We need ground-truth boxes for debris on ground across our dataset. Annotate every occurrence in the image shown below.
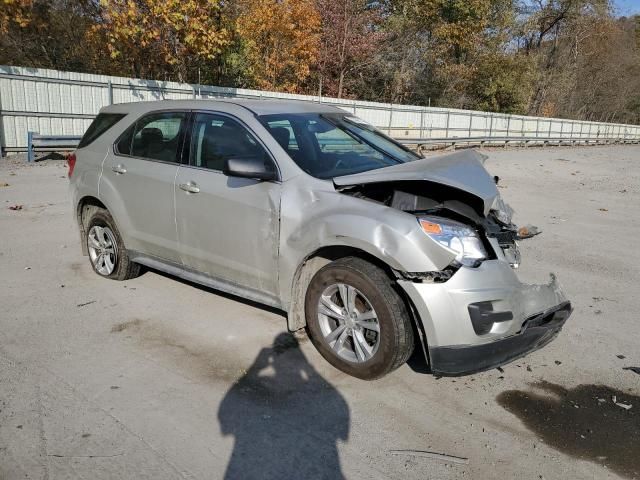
[617,354,626,359]
[555,360,562,365]
[0,182,9,187]
[517,225,541,239]
[612,395,633,410]
[389,450,469,465]
[598,208,608,212]
[623,367,640,376]
[77,300,96,307]
[496,366,505,373]
[8,204,23,211]
[24,267,31,270]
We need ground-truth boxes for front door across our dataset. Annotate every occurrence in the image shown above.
[174,112,281,299]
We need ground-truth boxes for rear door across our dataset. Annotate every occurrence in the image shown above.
[101,111,187,262]
[174,111,281,299]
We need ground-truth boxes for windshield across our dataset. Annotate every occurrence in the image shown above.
[258,113,420,179]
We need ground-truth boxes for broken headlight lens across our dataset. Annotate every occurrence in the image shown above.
[418,216,487,267]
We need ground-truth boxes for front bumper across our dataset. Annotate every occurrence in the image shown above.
[429,301,571,375]
[398,260,572,376]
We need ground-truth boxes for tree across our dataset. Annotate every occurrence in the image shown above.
[236,0,321,92]
[314,0,385,98]
[92,0,231,82]
[516,0,613,116]
[0,0,100,71]
[1,0,32,33]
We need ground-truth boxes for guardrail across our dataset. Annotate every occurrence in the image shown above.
[23,131,640,163]
[398,135,640,151]
[26,131,81,162]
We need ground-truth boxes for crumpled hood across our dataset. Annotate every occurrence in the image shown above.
[333,149,499,215]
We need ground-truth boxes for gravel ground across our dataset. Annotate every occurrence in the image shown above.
[0,146,638,480]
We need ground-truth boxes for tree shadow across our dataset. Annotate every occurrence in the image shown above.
[218,332,349,480]
[497,381,640,479]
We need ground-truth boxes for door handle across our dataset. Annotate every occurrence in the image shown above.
[179,181,200,194]
[112,164,127,174]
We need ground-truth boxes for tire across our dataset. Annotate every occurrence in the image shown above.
[305,257,414,380]
[84,208,140,281]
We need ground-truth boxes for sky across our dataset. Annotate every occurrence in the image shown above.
[615,0,640,15]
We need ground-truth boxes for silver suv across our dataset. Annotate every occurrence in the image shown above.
[69,99,572,379]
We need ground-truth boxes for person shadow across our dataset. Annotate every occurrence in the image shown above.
[218,332,350,480]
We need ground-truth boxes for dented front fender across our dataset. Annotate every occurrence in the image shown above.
[277,176,457,309]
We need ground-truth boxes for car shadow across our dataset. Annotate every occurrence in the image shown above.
[497,381,640,479]
[217,332,349,479]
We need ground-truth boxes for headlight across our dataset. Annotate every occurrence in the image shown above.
[418,216,487,267]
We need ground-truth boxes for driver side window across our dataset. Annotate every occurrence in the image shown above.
[190,113,270,171]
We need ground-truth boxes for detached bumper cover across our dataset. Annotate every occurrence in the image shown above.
[429,301,572,376]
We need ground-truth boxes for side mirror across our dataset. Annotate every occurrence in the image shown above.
[223,157,278,182]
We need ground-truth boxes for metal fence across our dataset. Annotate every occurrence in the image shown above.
[2,64,639,155]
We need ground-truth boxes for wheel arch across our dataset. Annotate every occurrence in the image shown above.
[287,245,430,367]
[76,196,108,255]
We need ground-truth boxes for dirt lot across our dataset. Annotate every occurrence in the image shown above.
[1,145,639,480]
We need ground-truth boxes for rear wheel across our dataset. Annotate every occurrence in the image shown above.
[305,257,414,380]
[85,208,140,281]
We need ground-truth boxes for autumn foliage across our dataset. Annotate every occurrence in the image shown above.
[1,0,639,123]
[237,0,320,92]
[92,0,231,82]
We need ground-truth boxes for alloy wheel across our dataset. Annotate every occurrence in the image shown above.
[87,225,117,276]
[317,283,380,363]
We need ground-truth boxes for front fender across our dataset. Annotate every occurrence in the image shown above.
[277,179,457,311]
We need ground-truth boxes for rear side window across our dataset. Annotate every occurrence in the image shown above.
[78,113,125,148]
[115,112,187,163]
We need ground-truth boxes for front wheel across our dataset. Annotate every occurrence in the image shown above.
[304,257,414,380]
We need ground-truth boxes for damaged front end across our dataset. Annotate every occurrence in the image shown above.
[334,150,572,375]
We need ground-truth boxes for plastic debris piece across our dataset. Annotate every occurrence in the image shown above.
[8,204,23,210]
[77,300,96,307]
[517,225,541,239]
[389,450,469,465]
